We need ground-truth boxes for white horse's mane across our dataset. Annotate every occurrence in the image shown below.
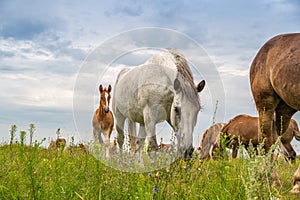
[167,48,201,109]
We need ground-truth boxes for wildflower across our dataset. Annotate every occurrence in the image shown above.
[175,132,180,136]
[148,173,152,177]
[155,172,159,177]
[153,185,159,193]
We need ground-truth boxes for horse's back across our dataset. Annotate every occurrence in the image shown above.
[113,53,178,123]
[222,114,259,143]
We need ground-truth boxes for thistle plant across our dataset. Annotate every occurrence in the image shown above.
[28,124,36,146]
[9,124,17,146]
[20,131,26,146]
[241,138,280,200]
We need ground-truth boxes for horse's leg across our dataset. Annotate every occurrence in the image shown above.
[115,114,125,155]
[128,120,136,156]
[275,101,297,136]
[136,124,146,163]
[104,127,113,158]
[148,134,158,164]
[227,138,238,158]
[282,142,296,162]
[208,144,214,159]
[291,165,300,194]
[232,146,238,158]
[93,127,103,144]
[143,106,158,163]
[257,107,276,152]
[251,80,279,151]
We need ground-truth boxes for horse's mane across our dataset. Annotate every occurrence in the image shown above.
[167,48,200,109]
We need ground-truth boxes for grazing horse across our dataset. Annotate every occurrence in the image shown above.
[250,33,300,151]
[112,48,205,162]
[218,114,300,161]
[77,143,88,153]
[249,33,300,192]
[198,123,226,160]
[92,84,114,158]
[48,138,67,149]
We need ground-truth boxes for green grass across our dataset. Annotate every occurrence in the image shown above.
[0,126,299,199]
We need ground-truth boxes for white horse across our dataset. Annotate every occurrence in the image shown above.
[112,49,205,162]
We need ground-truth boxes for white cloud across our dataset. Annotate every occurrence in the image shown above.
[0,0,300,147]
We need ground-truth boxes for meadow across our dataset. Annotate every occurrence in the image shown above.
[0,125,299,200]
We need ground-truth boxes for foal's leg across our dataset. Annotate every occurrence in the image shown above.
[105,128,113,158]
[93,128,103,144]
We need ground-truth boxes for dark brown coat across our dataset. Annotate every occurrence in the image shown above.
[219,114,300,160]
[250,33,300,151]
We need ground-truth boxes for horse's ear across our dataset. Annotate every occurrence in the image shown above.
[108,85,112,93]
[197,80,205,93]
[99,84,103,93]
[174,78,182,93]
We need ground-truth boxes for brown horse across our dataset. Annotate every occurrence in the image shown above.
[198,123,226,160]
[92,84,114,158]
[249,33,300,192]
[48,138,67,149]
[218,114,300,160]
[158,138,174,152]
[250,33,300,151]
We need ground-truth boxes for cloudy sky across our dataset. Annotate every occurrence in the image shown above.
[0,0,300,149]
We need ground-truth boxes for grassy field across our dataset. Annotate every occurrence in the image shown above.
[0,126,300,199]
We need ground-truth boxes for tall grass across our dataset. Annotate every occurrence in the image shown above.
[0,124,299,199]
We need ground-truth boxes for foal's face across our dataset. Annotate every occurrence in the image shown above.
[99,84,112,113]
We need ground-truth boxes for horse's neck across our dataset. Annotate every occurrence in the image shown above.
[97,108,106,119]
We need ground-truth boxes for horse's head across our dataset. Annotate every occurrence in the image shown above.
[99,84,112,114]
[172,78,205,159]
[290,119,300,141]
